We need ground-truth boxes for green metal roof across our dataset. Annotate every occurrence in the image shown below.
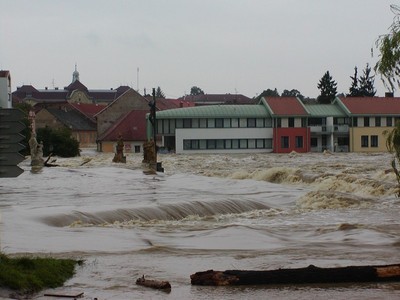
[305,104,347,117]
[155,104,270,119]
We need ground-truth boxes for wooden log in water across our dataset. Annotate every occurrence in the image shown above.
[190,264,400,286]
[136,275,171,290]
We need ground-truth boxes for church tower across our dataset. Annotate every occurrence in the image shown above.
[72,64,80,82]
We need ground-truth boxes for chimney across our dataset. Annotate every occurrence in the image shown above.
[385,92,394,97]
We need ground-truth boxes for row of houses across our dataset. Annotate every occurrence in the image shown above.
[151,96,400,154]
[5,68,400,155]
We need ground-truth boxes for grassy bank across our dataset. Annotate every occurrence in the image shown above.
[0,253,82,295]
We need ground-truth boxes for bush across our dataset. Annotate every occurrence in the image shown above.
[37,127,80,157]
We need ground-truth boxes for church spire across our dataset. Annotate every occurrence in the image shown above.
[72,63,80,83]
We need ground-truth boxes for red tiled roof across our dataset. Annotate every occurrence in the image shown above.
[155,98,195,110]
[70,102,107,120]
[64,80,88,92]
[265,97,308,116]
[339,97,400,115]
[99,110,148,141]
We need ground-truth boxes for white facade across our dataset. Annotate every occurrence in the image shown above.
[175,127,274,154]
[0,71,11,108]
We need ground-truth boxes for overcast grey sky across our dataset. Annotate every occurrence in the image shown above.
[0,1,397,98]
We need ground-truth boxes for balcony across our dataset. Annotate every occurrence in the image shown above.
[309,125,349,134]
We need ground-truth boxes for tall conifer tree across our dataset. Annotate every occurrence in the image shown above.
[317,71,337,104]
[348,67,361,97]
[359,64,376,97]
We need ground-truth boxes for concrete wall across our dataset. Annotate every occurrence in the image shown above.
[175,128,273,154]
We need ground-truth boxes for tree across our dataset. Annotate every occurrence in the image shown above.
[317,71,337,104]
[255,88,279,101]
[155,86,165,98]
[375,5,400,91]
[281,89,304,101]
[36,127,80,157]
[384,121,400,196]
[190,86,205,96]
[348,66,361,97]
[358,64,376,97]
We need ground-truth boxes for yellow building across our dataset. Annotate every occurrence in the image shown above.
[335,97,400,152]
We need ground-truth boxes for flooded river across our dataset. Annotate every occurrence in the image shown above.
[1,150,400,299]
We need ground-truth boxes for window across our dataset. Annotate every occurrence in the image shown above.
[199,140,207,149]
[239,139,247,149]
[135,146,140,153]
[248,139,256,149]
[387,117,393,127]
[361,135,369,147]
[301,118,307,128]
[375,117,381,127]
[265,139,273,149]
[223,118,231,128]
[183,140,191,150]
[295,136,303,148]
[281,136,289,148]
[256,139,264,148]
[208,119,215,128]
[191,140,199,149]
[157,120,163,134]
[277,118,282,128]
[183,119,191,128]
[256,118,264,128]
[265,119,272,127]
[231,118,239,128]
[215,118,223,128]
[364,117,370,127]
[163,119,169,133]
[232,139,239,149]
[216,140,224,149]
[311,138,318,147]
[199,118,207,128]
[192,118,199,128]
[288,118,295,128]
[207,140,216,149]
[170,120,176,133]
[353,118,358,127]
[371,135,378,147]
[247,118,256,128]
[225,140,232,149]
[239,118,247,128]
[176,119,183,128]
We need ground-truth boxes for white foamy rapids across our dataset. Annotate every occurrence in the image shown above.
[41,199,273,228]
[28,150,399,206]
[296,190,376,210]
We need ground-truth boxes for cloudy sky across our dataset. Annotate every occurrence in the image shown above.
[0,1,397,98]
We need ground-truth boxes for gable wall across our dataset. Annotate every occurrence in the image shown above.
[35,109,65,130]
[97,89,149,136]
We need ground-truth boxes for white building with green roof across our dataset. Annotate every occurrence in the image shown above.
[147,97,361,154]
[152,102,274,154]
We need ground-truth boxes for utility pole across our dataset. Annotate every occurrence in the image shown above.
[151,88,157,161]
[147,88,163,172]
[137,68,139,92]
